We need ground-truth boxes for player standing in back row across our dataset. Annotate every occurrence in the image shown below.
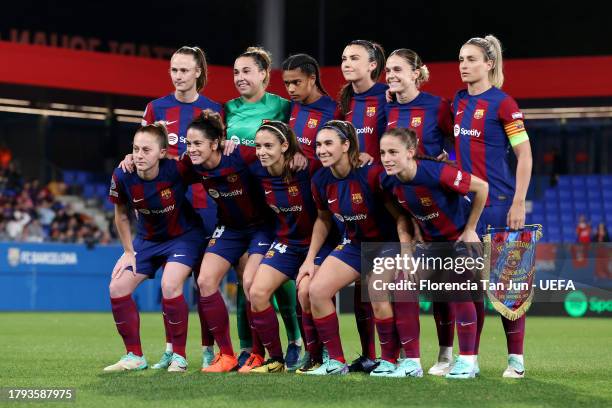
[453,34,533,378]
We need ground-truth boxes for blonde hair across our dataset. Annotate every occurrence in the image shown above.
[136,121,168,150]
[464,34,504,88]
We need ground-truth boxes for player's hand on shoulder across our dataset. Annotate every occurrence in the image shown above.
[119,154,135,173]
[290,153,308,171]
[358,152,374,167]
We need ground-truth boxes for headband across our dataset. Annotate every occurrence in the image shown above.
[259,124,287,142]
[320,124,349,140]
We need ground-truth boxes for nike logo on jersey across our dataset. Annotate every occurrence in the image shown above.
[289,117,296,121]
[327,199,337,204]
[265,190,273,194]
[398,199,406,204]
[387,121,397,126]
[133,198,144,203]
[165,120,178,126]
[456,110,464,116]
[345,110,353,116]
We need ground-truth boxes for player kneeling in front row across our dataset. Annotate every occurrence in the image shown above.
[104,123,206,372]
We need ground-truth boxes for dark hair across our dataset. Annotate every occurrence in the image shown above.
[186,109,225,150]
[318,120,360,169]
[257,121,304,183]
[339,40,386,115]
[173,46,208,92]
[388,49,430,87]
[239,46,272,87]
[282,53,328,95]
[136,121,169,150]
[381,127,443,163]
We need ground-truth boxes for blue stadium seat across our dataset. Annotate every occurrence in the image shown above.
[570,175,585,187]
[83,184,96,199]
[585,175,600,188]
[601,176,612,187]
[562,229,576,242]
[602,189,612,200]
[557,177,571,187]
[95,183,108,198]
[558,190,571,200]
[544,188,558,200]
[560,213,574,225]
[545,200,558,212]
[590,213,604,224]
[75,171,92,185]
[574,201,587,212]
[559,201,573,213]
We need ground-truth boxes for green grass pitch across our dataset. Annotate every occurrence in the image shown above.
[1,313,611,407]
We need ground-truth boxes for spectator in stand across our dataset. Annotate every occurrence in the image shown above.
[22,219,45,242]
[576,215,592,243]
[594,223,609,243]
[7,210,31,240]
[0,142,12,169]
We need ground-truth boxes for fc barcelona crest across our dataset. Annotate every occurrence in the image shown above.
[420,197,433,207]
[307,118,318,129]
[366,106,376,117]
[411,117,422,127]
[474,109,485,119]
[161,189,172,199]
[227,174,238,183]
[352,193,363,204]
[288,185,299,196]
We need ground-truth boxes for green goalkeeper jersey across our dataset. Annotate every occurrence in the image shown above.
[224,92,290,147]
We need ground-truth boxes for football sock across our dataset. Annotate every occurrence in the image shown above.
[374,317,399,363]
[162,295,189,358]
[236,284,252,349]
[394,301,420,358]
[252,305,284,360]
[274,280,302,343]
[199,291,234,356]
[111,294,142,356]
[455,301,477,355]
[433,301,455,347]
[314,312,345,363]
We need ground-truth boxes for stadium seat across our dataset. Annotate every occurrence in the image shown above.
[601,176,612,187]
[557,177,571,188]
[63,170,77,185]
[559,201,573,213]
[574,201,587,212]
[75,171,92,185]
[570,175,585,187]
[95,183,108,198]
[544,188,558,200]
[560,213,574,224]
[585,175,600,188]
[558,190,571,200]
[83,184,96,199]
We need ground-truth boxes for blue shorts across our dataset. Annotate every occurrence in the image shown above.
[205,224,274,266]
[328,239,398,274]
[260,241,334,279]
[477,204,511,236]
[196,207,216,240]
[132,228,207,278]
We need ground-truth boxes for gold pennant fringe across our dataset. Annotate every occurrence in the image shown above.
[483,224,542,320]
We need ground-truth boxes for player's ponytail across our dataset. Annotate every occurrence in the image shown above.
[136,121,169,151]
[320,120,360,169]
[389,49,430,87]
[187,109,225,150]
[240,46,273,88]
[339,40,386,115]
[173,46,208,92]
[465,34,504,88]
[282,53,328,95]
[258,121,304,183]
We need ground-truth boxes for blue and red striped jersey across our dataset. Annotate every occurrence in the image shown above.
[108,159,202,241]
[250,161,318,246]
[142,93,224,209]
[339,83,388,163]
[385,92,452,157]
[289,95,337,163]
[190,146,267,229]
[311,164,396,243]
[452,87,529,205]
[380,159,472,242]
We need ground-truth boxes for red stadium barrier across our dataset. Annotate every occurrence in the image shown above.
[1,40,611,102]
